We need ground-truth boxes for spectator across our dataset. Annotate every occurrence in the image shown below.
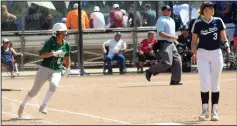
[39,9,53,30]
[217,2,232,23]
[137,31,158,73]
[1,5,18,31]
[61,17,67,24]
[25,5,41,30]
[89,6,105,28]
[120,9,128,27]
[128,4,142,27]
[232,2,237,23]
[1,5,17,22]
[233,23,237,53]
[66,3,90,29]
[1,39,23,78]
[143,4,156,26]
[107,4,123,28]
[102,32,127,74]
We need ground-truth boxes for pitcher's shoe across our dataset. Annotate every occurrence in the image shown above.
[199,109,209,121]
[211,111,219,121]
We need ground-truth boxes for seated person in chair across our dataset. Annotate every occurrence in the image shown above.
[1,39,23,77]
[137,31,158,73]
[102,32,127,74]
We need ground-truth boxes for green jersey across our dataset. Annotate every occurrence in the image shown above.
[39,37,71,71]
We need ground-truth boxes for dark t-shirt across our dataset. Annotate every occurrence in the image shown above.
[143,10,156,26]
[192,17,226,50]
[128,11,142,27]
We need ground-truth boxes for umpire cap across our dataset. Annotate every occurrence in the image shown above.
[200,2,215,15]
[161,5,171,11]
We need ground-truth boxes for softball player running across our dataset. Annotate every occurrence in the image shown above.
[191,2,235,121]
[17,23,71,118]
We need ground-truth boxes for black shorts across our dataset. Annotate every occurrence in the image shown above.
[138,53,156,62]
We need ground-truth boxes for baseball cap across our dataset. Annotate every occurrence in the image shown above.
[61,17,67,23]
[73,3,78,9]
[94,6,100,12]
[3,39,10,43]
[113,4,119,8]
[180,25,189,30]
[114,32,121,36]
[200,2,215,14]
[145,4,151,9]
[161,5,171,11]
[120,9,126,15]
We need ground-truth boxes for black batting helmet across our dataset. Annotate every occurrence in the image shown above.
[200,2,215,15]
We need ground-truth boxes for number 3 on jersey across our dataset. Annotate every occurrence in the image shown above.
[213,33,217,40]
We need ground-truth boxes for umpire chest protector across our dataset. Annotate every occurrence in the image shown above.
[192,17,225,50]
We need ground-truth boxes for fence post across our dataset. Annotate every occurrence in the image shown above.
[132,1,138,66]
[20,15,26,71]
[77,1,86,76]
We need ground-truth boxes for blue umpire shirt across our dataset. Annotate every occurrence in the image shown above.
[156,16,176,43]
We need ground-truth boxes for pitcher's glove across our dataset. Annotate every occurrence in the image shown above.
[225,52,236,65]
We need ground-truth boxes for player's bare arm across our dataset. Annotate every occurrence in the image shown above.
[64,56,71,69]
[10,47,23,56]
[191,33,198,55]
[220,29,231,53]
[102,42,107,53]
[39,52,53,59]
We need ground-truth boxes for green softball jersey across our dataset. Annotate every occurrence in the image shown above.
[39,37,71,71]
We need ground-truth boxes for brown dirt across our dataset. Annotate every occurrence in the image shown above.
[2,71,236,125]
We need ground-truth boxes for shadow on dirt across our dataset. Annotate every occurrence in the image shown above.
[2,118,41,122]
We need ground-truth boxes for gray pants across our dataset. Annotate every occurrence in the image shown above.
[149,41,182,82]
[28,66,62,97]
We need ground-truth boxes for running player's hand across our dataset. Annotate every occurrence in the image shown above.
[52,50,64,57]
[63,68,70,77]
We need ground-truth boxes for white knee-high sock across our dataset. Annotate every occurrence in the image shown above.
[21,93,32,106]
[41,90,55,106]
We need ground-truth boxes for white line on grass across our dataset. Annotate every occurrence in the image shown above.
[2,97,131,125]
[2,111,57,125]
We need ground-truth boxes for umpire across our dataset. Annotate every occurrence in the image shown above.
[145,5,182,85]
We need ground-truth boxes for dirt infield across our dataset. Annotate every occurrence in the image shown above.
[2,71,236,125]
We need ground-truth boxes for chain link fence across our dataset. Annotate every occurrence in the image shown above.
[1,1,236,74]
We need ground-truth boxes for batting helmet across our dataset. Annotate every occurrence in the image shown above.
[52,23,67,37]
[200,2,215,15]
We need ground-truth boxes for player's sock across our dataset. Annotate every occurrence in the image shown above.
[201,91,209,106]
[211,92,219,111]
[21,93,32,106]
[41,90,55,106]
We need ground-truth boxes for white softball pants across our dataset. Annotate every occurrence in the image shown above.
[28,66,62,97]
[197,48,223,93]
